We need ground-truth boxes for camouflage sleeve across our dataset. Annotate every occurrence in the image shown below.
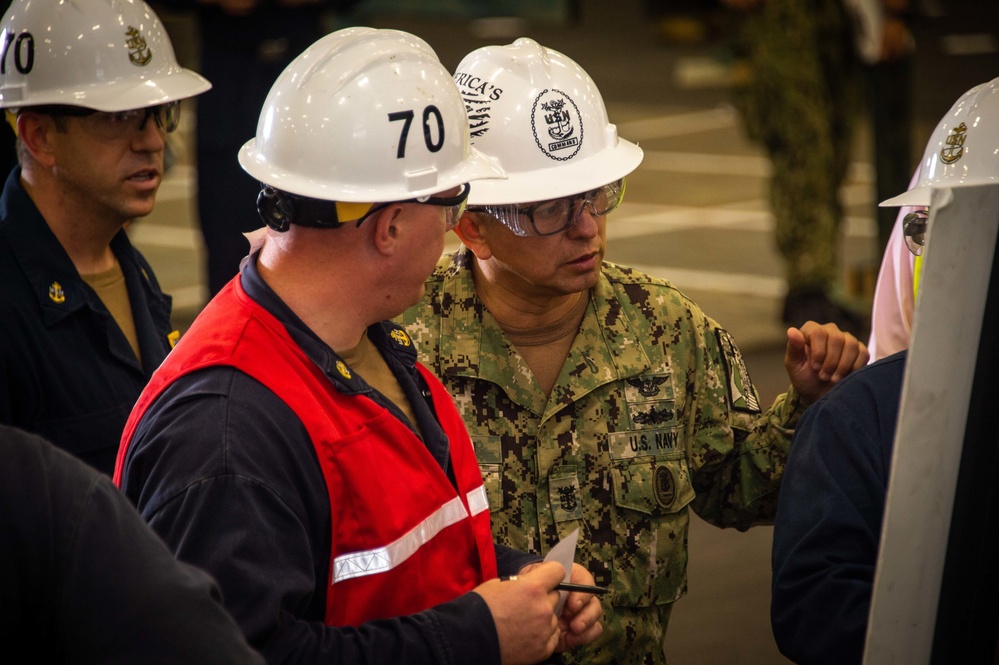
[686,310,806,531]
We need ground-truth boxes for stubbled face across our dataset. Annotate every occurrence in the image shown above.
[476,206,606,301]
[47,109,168,226]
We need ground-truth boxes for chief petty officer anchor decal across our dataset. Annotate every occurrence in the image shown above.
[533,89,583,161]
[455,62,585,162]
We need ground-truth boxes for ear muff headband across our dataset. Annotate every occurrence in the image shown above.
[256,185,374,232]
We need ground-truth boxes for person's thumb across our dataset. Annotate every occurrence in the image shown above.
[524,561,567,591]
[784,327,808,368]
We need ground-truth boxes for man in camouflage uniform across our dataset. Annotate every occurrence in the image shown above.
[399,38,868,664]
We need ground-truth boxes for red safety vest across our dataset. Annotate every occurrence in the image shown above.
[116,277,498,626]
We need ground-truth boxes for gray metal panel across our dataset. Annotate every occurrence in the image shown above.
[864,183,999,663]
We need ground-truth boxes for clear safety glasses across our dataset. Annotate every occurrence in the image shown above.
[32,101,182,139]
[903,208,929,256]
[469,179,626,237]
[355,182,471,231]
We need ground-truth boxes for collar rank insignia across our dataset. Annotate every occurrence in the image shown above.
[389,329,411,347]
[335,360,352,380]
[48,281,65,304]
[125,27,152,66]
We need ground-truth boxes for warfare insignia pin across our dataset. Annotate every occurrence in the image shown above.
[125,27,152,66]
[626,375,669,398]
[631,406,676,426]
[531,89,583,161]
[389,329,411,347]
[940,122,967,164]
[335,360,352,380]
[48,281,65,304]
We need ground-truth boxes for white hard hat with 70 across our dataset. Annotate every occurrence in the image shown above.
[239,27,504,205]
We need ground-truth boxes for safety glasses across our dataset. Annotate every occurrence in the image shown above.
[468,179,626,237]
[31,101,182,139]
[355,182,471,230]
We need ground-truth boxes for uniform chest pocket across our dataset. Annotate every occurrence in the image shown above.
[606,455,697,608]
[36,403,132,472]
[610,456,696,516]
[606,427,694,515]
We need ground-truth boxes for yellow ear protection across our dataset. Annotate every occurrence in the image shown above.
[256,185,374,233]
[5,110,18,137]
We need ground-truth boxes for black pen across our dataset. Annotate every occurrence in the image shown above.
[556,582,609,595]
[501,576,609,595]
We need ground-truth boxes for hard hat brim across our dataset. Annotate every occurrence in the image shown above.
[879,186,931,208]
[1,69,211,112]
[239,141,506,203]
[467,138,644,206]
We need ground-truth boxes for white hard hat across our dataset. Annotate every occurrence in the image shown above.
[453,37,643,206]
[881,76,999,207]
[239,27,504,203]
[0,0,210,111]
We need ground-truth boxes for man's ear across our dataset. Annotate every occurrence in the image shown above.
[453,211,493,261]
[369,203,404,256]
[16,112,58,168]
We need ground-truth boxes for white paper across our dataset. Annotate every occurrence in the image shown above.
[544,528,578,615]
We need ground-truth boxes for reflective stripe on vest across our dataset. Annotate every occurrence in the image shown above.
[334,486,491,583]
[335,495,467,582]
[466,485,489,517]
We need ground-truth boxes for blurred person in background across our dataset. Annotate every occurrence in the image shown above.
[722,0,916,335]
[170,0,360,296]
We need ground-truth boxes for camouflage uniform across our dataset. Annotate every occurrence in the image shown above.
[399,248,805,664]
[731,0,863,290]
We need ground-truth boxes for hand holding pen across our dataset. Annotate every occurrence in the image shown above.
[501,576,609,596]
[510,561,605,653]
[472,561,604,663]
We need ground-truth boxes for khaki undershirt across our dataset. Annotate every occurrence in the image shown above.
[82,261,140,366]
[498,293,589,396]
[340,332,423,439]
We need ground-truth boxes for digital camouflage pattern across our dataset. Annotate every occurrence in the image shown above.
[398,248,805,664]
[731,0,863,290]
